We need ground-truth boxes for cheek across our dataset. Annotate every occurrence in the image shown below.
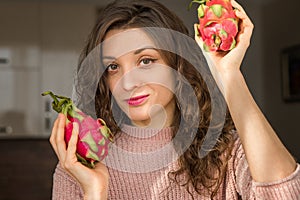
[153,85,175,102]
[107,77,125,107]
[108,81,115,93]
[145,68,176,92]
[107,76,119,95]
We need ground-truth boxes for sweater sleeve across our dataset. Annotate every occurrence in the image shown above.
[233,139,300,200]
[52,163,84,200]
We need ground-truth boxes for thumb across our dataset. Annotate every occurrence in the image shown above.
[193,23,212,61]
[194,24,203,47]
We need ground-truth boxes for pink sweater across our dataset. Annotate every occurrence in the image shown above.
[52,125,300,199]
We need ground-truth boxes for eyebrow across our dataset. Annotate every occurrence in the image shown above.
[133,46,158,54]
[102,46,158,60]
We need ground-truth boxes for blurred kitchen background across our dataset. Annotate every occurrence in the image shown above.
[0,0,299,199]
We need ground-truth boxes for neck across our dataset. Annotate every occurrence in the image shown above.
[131,99,176,128]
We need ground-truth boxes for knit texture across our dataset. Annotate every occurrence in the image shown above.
[52,125,300,199]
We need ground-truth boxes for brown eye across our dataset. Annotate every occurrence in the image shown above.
[107,63,119,72]
[139,58,156,67]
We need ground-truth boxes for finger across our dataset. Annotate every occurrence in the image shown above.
[231,0,253,26]
[49,115,60,156]
[194,24,201,42]
[65,122,79,167]
[55,113,67,162]
[231,0,245,13]
[194,24,206,52]
[235,9,253,27]
[94,161,109,178]
[235,14,253,49]
[194,24,199,36]
[230,3,254,50]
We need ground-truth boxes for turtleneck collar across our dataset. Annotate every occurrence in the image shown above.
[119,124,174,141]
[104,124,179,173]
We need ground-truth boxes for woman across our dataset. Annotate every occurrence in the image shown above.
[50,0,300,199]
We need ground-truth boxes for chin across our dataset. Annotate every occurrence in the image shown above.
[127,113,150,123]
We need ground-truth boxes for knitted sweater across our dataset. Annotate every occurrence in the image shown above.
[52,125,300,199]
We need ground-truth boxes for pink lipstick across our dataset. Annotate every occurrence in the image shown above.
[126,94,149,106]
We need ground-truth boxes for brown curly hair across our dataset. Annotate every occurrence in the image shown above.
[76,0,235,198]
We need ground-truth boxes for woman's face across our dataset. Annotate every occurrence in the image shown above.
[102,28,176,128]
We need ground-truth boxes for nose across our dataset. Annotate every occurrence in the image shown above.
[120,67,143,91]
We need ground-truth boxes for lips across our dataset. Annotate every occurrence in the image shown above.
[126,94,149,106]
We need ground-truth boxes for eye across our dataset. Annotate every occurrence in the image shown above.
[107,63,119,72]
[139,58,157,67]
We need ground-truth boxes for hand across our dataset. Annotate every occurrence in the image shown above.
[50,113,109,200]
[194,0,254,76]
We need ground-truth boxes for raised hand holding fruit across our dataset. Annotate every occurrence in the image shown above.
[42,91,113,168]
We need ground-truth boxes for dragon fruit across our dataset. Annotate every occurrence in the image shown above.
[42,91,113,168]
[190,0,239,52]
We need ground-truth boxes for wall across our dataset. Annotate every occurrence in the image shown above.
[0,2,97,199]
[238,1,265,108]
[262,0,300,160]
[0,1,97,137]
[0,2,43,137]
[160,0,197,35]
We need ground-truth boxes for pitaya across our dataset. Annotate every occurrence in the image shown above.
[42,91,113,168]
[190,0,239,52]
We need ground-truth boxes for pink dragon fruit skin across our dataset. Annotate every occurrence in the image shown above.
[42,91,113,168]
[191,0,239,52]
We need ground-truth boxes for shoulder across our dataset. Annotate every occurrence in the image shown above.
[228,131,248,175]
[225,131,253,197]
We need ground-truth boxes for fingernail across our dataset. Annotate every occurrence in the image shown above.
[58,113,64,119]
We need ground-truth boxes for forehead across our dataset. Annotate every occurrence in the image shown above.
[101,28,157,58]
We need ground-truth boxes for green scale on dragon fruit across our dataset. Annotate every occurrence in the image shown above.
[42,91,113,168]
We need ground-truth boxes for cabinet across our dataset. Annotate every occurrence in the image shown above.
[0,1,97,138]
[0,139,58,199]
